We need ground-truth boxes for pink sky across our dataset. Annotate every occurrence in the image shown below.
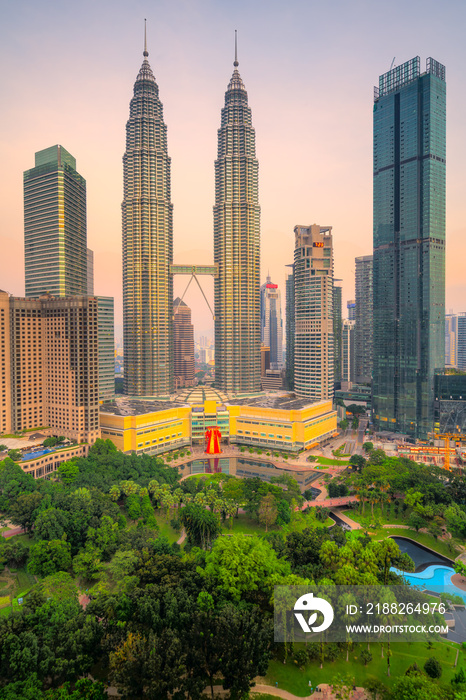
[1,0,465,339]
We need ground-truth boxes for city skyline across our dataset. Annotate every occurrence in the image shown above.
[2,1,466,340]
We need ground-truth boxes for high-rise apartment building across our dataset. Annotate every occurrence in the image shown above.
[260,276,283,369]
[333,283,342,385]
[122,40,173,396]
[294,225,334,401]
[214,46,261,393]
[347,300,356,321]
[285,270,295,390]
[355,255,373,384]
[0,291,99,444]
[372,57,446,439]
[97,297,115,402]
[24,145,87,298]
[445,314,457,368]
[173,298,195,389]
[457,315,466,371]
[342,319,356,387]
[87,248,94,295]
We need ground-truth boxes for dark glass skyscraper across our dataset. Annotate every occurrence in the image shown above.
[214,45,261,393]
[122,39,173,396]
[372,57,446,439]
[355,255,373,384]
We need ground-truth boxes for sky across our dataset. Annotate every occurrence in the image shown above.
[1,0,466,340]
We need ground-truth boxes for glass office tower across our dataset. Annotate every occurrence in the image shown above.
[122,42,173,396]
[372,57,446,439]
[214,49,261,393]
[24,145,87,298]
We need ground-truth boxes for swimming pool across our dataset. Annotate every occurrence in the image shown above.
[21,448,53,460]
[391,564,466,602]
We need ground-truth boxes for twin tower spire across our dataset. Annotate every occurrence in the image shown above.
[122,27,260,398]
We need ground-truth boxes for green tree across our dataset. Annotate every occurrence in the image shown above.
[0,539,29,567]
[38,571,78,602]
[8,491,42,533]
[57,460,79,485]
[217,604,272,699]
[363,441,374,453]
[7,449,22,461]
[203,534,290,602]
[29,539,72,576]
[258,492,278,531]
[34,507,69,541]
[180,503,221,549]
[391,674,445,699]
[73,545,102,580]
[360,648,372,666]
[109,629,185,699]
[424,656,443,679]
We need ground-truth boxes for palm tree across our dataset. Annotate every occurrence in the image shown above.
[109,485,121,502]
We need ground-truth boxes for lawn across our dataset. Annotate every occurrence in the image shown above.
[344,504,407,528]
[153,512,181,544]
[315,457,349,466]
[262,640,465,696]
[222,512,271,536]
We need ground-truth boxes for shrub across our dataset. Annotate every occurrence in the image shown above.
[424,656,442,679]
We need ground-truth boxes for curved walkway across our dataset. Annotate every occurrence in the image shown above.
[207,682,368,699]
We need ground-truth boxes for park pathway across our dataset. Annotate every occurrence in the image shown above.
[207,682,368,699]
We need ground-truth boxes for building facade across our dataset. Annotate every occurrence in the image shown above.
[24,145,87,298]
[293,225,334,401]
[0,291,99,444]
[355,255,373,384]
[122,42,173,396]
[333,283,342,385]
[214,50,261,393]
[173,298,195,389]
[372,57,446,439]
[342,319,356,387]
[97,297,115,402]
[99,394,337,456]
[434,371,466,433]
[260,276,283,369]
[285,270,295,390]
[458,315,466,371]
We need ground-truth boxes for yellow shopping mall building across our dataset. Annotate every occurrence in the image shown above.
[99,394,337,456]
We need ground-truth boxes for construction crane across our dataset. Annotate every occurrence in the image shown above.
[431,432,466,471]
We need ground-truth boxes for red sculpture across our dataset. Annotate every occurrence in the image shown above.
[205,426,222,454]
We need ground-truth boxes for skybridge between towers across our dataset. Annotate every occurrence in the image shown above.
[170,264,218,320]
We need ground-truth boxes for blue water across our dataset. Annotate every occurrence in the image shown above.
[21,448,53,461]
[391,564,466,602]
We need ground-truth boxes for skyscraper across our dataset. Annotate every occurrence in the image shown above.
[355,255,373,384]
[173,298,195,389]
[24,145,87,298]
[285,269,295,390]
[333,283,342,385]
[214,39,261,393]
[445,314,457,368]
[260,275,283,369]
[342,319,355,387]
[294,225,334,401]
[372,57,446,439]
[122,33,173,397]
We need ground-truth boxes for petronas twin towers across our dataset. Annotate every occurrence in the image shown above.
[123,34,260,397]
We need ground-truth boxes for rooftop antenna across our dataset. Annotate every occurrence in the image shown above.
[390,57,396,70]
[143,19,148,57]
[234,29,238,67]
